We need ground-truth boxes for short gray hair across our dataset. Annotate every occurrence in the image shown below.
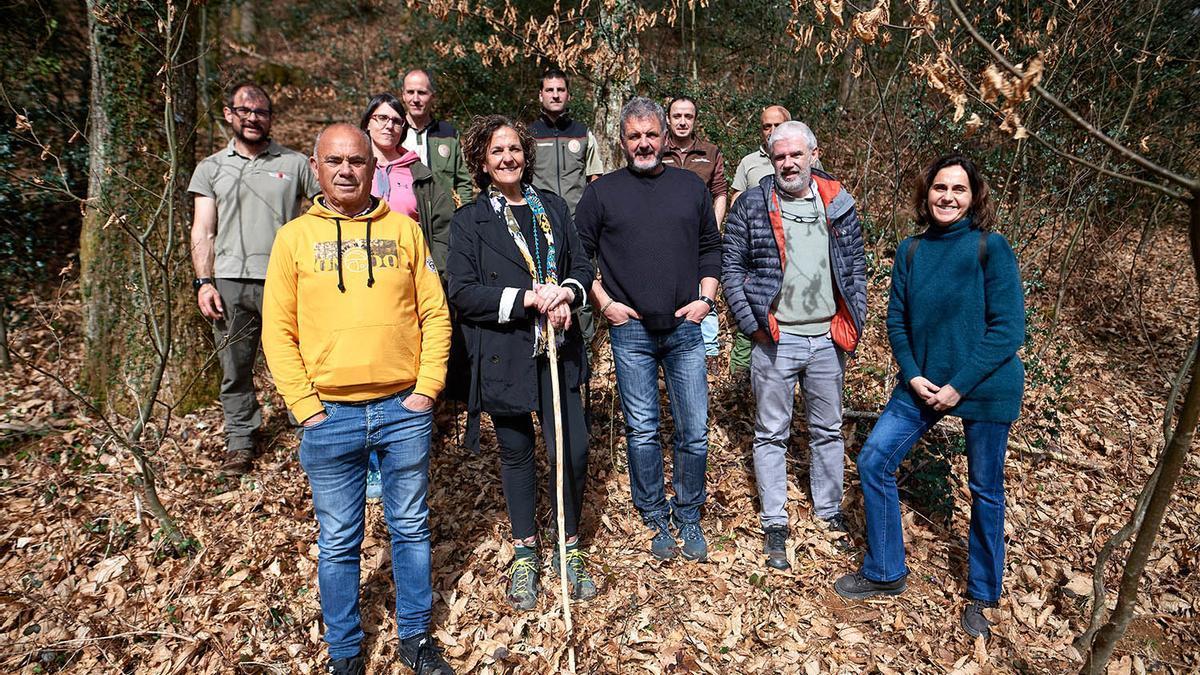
[766,120,818,156]
[620,97,667,138]
[313,123,371,157]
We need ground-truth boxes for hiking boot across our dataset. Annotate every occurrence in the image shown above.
[823,513,849,534]
[833,571,908,600]
[763,525,790,570]
[551,543,598,601]
[506,552,540,611]
[365,469,382,503]
[676,521,708,562]
[649,518,679,560]
[326,655,365,675]
[823,513,851,551]
[219,447,254,476]
[961,599,995,639]
[398,633,455,674]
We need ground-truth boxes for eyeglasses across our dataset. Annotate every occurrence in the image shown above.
[229,106,272,119]
[370,114,405,127]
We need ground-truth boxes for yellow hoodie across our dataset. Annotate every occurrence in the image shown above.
[262,196,451,422]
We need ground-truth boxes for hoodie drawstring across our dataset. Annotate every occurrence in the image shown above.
[334,218,346,293]
[365,218,375,287]
[333,216,375,292]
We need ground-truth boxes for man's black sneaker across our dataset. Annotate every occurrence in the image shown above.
[763,525,789,570]
[398,633,455,674]
[961,599,996,639]
[326,655,365,675]
[833,571,907,600]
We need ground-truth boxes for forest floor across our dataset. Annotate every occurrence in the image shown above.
[2,217,1198,674]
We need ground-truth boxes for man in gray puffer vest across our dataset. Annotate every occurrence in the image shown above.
[721,121,866,571]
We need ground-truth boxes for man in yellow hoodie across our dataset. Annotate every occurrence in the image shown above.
[262,124,454,675]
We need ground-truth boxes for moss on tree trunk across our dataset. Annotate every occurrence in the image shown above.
[81,0,217,415]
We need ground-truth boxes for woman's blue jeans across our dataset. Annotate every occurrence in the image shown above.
[299,391,434,659]
[856,394,1010,603]
[609,318,710,525]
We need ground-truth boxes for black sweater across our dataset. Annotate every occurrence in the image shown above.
[575,166,721,331]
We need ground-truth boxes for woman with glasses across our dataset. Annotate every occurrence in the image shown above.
[833,154,1025,641]
[446,115,595,611]
[358,93,454,502]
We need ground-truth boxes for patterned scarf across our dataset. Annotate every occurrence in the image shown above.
[488,183,562,354]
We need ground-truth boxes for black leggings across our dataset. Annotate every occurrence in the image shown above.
[492,358,589,541]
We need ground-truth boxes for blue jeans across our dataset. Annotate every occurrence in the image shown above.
[700,309,719,357]
[609,318,709,525]
[856,394,1010,603]
[299,390,434,659]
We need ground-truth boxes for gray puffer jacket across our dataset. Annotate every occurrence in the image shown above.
[722,170,867,354]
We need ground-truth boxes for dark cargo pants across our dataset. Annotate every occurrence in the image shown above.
[213,278,265,452]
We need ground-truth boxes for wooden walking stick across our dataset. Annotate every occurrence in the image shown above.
[545,321,577,673]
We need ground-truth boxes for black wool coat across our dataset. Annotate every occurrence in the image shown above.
[446,188,593,449]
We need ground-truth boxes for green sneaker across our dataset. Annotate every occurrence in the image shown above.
[551,544,598,601]
[506,553,540,611]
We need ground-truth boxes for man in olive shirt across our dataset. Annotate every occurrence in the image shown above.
[188,82,320,472]
[730,105,791,204]
[529,66,605,215]
[400,69,474,206]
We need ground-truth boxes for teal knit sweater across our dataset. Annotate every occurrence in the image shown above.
[887,217,1025,422]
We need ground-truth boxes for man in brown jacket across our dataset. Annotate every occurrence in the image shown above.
[663,96,728,224]
[663,95,728,359]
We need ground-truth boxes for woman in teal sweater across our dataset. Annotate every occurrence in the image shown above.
[833,155,1025,640]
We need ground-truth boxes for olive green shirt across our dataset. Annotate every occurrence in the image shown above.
[187,139,319,279]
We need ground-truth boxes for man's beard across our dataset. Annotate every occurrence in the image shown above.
[625,146,664,175]
[775,168,811,195]
[234,124,267,145]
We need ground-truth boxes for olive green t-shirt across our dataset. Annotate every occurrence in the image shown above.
[773,189,835,336]
[187,139,320,280]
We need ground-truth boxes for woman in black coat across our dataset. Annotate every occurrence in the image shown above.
[446,114,595,611]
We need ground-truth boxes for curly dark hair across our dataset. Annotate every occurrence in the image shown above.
[460,114,537,189]
[913,154,996,232]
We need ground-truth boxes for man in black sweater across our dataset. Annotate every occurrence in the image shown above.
[576,97,722,563]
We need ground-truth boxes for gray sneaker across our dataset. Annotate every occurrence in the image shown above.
[676,521,708,561]
[649,518,679,560]
[506,555,540,611]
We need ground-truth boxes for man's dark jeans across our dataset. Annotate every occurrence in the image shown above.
[609,318,709,525]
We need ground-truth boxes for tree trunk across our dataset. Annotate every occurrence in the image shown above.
[81,0,216,415]
[590,0,640,172]
[0,298,10,370]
